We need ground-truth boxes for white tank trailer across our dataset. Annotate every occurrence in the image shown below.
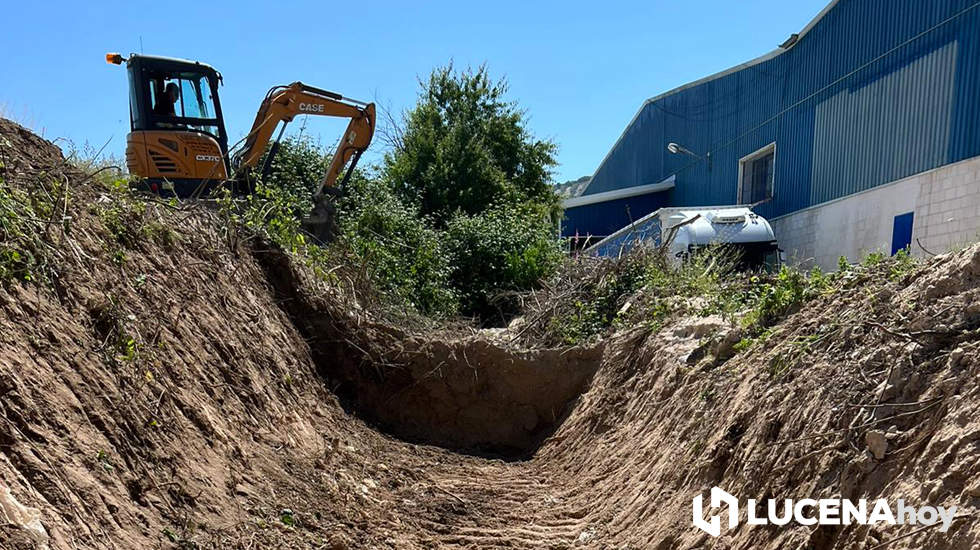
[585,206,781,270]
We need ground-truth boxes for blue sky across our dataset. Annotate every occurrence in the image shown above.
[0,0,828,182]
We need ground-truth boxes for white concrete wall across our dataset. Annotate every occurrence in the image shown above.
[771,155,980,270]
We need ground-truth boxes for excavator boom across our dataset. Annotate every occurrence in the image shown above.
[235,82,376,197]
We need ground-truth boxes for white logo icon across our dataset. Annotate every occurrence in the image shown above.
[693,487,739,537]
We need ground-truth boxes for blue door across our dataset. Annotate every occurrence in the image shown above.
[891,212,914,255]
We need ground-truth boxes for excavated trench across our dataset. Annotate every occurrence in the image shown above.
[253,244,604,456]
[3,118,980,549]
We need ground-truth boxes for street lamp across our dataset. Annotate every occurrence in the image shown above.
[667,142,698,157]
[667,142,711,170]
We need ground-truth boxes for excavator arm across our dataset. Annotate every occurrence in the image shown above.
[234,81,376,198]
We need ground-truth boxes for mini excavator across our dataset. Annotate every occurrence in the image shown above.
[105,52,375,240]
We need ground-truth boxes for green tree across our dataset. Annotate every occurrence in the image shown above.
[253,65,565,322]
[384,64,559,225]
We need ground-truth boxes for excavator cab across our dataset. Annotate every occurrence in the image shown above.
[111,53,231,195]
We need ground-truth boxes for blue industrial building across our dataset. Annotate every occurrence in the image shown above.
[565,0,980,267]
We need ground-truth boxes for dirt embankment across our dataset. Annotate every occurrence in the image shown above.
[0,118,603,549]
[1,118,979,549]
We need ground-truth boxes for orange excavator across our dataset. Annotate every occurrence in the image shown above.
[105,52,375,239]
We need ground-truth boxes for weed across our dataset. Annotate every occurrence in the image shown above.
[537,236,926,350]
[220,184,308,252]
[93,183,148,248]
[116,335,138,363]
[887,248,918,280]
[160,526,199,549]
[65,140,126,175]
[111,250,127,266]
[90,172,182,251]
[133,273,148,290]
[540,246,744,344]
[141,220,178,247]
[698,385,716,403]
[0,175,53,283]
[861,251,887,268]
[733,328,774,354]
[767,353,794,379]
[92,297,142,367]
[732,338,753,354]
[740,265,828,332]
[96,450,114,472]
[545,254,649,344]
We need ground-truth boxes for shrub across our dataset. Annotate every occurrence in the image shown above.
[338,177,458,316]
[532,247,732,345]
[238,133,458,314]
[748,267,806,326]
[257,135,330,217]
[443,202,563,319]
[380,63,564,319]
[227,183,309,252]
[544,253,651,344]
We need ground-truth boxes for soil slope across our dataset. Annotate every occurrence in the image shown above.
[1,119,978,549]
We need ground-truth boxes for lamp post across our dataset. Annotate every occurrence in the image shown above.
[667,142,711,170]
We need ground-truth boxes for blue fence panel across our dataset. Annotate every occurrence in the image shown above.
[590,216,664,258]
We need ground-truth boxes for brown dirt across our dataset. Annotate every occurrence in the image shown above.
[1,118,978,549]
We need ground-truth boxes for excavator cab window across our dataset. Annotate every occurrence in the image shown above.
[126,55,228,153]
[147,75,215,119]
[146,73,219,135]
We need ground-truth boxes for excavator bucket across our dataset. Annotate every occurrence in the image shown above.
[302,193,341,244]
[300,148,362,244]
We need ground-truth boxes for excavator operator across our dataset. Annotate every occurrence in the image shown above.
[153,82,180,117]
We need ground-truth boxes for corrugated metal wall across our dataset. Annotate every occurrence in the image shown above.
[584,0,980,221]
[563,192,668,238]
